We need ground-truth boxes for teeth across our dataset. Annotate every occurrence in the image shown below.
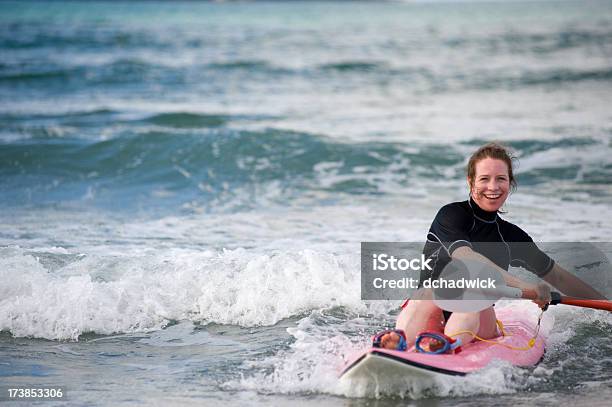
[484,194,501,199]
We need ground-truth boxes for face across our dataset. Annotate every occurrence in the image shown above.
[468,157,510,212]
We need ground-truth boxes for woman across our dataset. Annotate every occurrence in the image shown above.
[379,142,604,351]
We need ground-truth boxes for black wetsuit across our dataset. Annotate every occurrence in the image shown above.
[421,198,555,320]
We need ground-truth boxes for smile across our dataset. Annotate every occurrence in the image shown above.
[483,193,502,200]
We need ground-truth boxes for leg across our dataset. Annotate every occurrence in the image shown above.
[444,306,498,347]
[395,289,445,348]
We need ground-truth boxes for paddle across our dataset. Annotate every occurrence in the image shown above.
[520,289,612,312]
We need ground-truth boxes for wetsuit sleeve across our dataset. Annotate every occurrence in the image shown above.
[506,225,555,278]
[427,203,474,255]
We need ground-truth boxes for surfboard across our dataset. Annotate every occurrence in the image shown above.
[340,307,545,383]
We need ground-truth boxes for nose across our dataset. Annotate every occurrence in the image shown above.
[486,179,501,191]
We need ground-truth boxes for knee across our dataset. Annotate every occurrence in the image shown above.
[448,312,480,323]
[398,300,441,322]
[444,312,480,334]
[395,300,443,330]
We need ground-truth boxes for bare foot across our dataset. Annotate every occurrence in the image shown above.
[419,337,444,353]
[380,332,401,349]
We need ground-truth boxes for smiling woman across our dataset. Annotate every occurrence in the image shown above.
[379,142,605,352]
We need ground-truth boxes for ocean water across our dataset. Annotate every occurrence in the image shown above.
[1,0,611,405]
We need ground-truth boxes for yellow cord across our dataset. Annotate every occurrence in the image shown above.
[446,310,544,351]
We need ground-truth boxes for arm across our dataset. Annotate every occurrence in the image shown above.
[452,246,551,305]
[542,263,607,300]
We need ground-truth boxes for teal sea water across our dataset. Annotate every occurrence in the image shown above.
[1,1,611,405]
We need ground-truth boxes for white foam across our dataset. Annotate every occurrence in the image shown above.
[0,246,365,340]
[233,302,609,399]
[226,304,553,399]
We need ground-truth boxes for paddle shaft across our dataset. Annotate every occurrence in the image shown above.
[521,289,612,311]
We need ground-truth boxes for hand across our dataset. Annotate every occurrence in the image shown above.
[531,283,552,309]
